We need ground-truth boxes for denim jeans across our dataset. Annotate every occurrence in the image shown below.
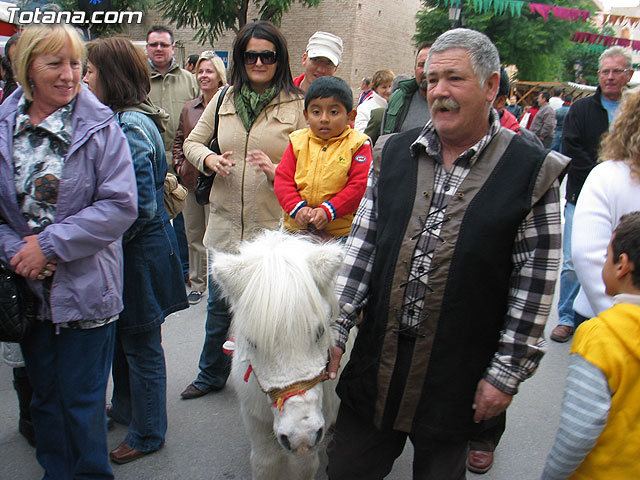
[550,130,562,153]
[193,278,232,391]
[557,202,581,327]
[111,326,167,452]
[173,212,190,278]
[21,321,115,480]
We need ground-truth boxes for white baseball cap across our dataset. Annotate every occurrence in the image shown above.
[306,31,343,67]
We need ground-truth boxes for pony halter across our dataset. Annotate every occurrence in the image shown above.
[244,365,328,411]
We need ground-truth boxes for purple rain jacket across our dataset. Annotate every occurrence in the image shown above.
[0,86,138,324]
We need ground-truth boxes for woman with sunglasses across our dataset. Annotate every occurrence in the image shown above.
[173,51,227,306]
[181,21,305,399]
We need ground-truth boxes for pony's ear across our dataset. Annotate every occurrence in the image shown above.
[307,243,345,290]
[211,252,252,304]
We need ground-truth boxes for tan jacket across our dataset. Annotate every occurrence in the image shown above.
[149,61,199,164]
[184,87,305,253]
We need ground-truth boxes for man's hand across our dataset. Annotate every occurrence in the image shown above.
[472,378,513,423]
[327,346,344,379]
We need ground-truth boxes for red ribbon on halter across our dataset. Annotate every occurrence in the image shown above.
[244,365,253,383]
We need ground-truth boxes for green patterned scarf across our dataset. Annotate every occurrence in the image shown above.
[234,84,279,131]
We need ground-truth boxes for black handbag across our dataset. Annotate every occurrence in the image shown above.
[195,86,229,206]
[0,261,38,343]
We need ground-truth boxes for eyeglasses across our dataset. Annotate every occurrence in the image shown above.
[147,42,173,49]
[243,50,277,65]
[598,68,631,77]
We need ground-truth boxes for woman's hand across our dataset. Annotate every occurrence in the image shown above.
[246,149,276,182]
[9,235,55,280]
[204,151,234,177]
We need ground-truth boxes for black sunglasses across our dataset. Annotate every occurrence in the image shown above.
[243,50,277,65]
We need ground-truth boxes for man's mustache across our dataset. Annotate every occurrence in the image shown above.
[431,98,461,112]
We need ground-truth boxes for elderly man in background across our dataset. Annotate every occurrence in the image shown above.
[550,46,633,343]
[293,31,343,92]
[326,28,568,479]
[146,25,199,300]
[358,76,372,105]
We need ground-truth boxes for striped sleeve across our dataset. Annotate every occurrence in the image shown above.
[541,354,611,480]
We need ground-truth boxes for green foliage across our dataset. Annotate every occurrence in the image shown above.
[155,0,323,46]
[415,0,603,83]
[563,43,602,86]
[46,0,151,38]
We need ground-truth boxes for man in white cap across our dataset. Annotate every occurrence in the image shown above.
[293,31,344,92]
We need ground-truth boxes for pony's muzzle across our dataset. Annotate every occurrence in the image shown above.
[278,426,324,456]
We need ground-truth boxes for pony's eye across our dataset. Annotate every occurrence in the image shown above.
[246,338,257,350]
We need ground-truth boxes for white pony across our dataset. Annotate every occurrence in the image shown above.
[211,230,346,480]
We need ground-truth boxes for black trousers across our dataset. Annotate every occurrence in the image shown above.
[469,412,506,452]
[327,402,468,480]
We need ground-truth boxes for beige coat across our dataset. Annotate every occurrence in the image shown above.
[149,62,199,164]
[184,87,305,253]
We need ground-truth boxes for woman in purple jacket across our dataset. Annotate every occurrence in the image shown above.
[0,25,137,480]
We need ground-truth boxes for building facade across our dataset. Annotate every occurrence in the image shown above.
[126,0,423,103]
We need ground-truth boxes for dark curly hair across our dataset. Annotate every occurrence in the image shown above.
[612,212,640,287]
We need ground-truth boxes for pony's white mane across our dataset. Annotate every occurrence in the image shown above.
[213,231,343,363]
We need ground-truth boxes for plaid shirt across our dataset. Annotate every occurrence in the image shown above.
[333,109,562,394]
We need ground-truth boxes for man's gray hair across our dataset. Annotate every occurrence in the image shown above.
[599,46,632,69]
[427,28,500,86]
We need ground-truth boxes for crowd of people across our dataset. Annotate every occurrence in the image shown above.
[1,20,639,480]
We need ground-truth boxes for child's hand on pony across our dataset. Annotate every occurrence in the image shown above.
[308,208,329,230]
[294,206,313,227]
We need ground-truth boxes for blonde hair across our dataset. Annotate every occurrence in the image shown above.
[599,87,640,177]
[371,69,394,91]
[195,51,227,87]
[13,24,86,101]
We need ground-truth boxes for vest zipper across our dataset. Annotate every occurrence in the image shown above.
[311,141,329,203]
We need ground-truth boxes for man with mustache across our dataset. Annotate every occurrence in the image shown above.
[326,28,568,479]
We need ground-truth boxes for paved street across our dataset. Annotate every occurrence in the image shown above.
[1,290,570,480]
